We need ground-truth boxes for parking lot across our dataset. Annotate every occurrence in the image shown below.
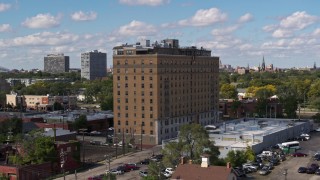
[249,131,320,180]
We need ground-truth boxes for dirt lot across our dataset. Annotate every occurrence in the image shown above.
[249,131,320,180]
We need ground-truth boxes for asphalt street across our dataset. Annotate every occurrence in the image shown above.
[55,145,162,180]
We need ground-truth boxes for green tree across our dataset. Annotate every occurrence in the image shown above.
[220,84,238,99]
[11,135,57,165]
[162,124,220,167]
[225,150,246,167]
[146,161,166,179]
[73,114,88,131]
[244,146,255,162]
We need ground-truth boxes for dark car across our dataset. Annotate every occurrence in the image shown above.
[291,152,308,157]
[139,159,150,165]
[311,163,319,169]
[117,165,129,172]
[315,168,320,175]
[306,167,316,174]
[298,167,307,173]
[269,158,279,165]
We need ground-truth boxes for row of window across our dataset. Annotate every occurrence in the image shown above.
[116,59,217,66]
[117,105,154,111]
[117,113,153,118]
[117,128,154,135]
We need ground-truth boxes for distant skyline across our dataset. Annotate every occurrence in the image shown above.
[0,0,320,70]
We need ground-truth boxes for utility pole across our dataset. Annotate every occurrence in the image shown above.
[60,149,67,180]
[79,128,87,163]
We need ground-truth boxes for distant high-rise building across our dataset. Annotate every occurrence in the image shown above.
[113,39,219,146]
[81,50,107,80]
[44,54,70,73]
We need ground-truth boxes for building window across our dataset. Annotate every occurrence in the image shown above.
[141,91,144,96]
[150,122,153,126]
[150,76,153,81]
[117,76,120,80]
[142,122,145,126]
[142,114,145,118]
[117,69,120,73]
[150,99,153,104]
[125,76,128,80]
[142,130,145,134]
[126,129,128,133]
[125,106,128,110]
[150,107,153,111]
[141,76,144,80]
[117,91,120,95]
[117,106,120,110]
[142,106,145,111]
[117,60,120,65]
[141,84,144,88]
[134,68,136,73]
[118,121,120,125]
[149,69,153,73]
[134,76,136,80]
[125,91,128,95]
[126,121,128,125]
[125,83,128,88]
[125,98,128,103]
[150,130,153,135]
[125,113,128,117]
[150,92,153,96]
[150,60,153,64]
[150,114,153,118]
[150,84,153,88]
[142,99,145,103]
[118,129,121,133]
[117,113,120,118]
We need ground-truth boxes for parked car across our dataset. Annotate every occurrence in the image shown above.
[242,164,258,172]
[162,171,171,178]
[139,159,150,165]
[291,152,308,157]
[306,167,316,174]
[259,166,270,175]
[124,163,140,170]
[139,170,148,177]
[165,168,175,175]
[117,165,129,172]
[106,168,124,175]
[298,167,307,173]
[310,163,319,169]
[315,168,320,175]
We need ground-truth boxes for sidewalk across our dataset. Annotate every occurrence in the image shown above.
[55,145,162,180]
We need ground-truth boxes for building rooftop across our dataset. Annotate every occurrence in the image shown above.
[212,118,304,137]
[113,39,212,57]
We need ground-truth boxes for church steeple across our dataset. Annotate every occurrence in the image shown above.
[314,62,317,70]
[261,56,266,71]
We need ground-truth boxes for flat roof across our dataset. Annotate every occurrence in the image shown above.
[213,118,305,136]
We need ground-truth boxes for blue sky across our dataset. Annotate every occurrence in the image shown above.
[0,0,320,70]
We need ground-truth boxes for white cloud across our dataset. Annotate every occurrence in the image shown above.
[211,26,238,36]
[312,28,320,36]
[0,24,11,32]
[117,20,157,36]
[263,25,277,32]
[71,11,97,21]
[178,8,227,27]
[280,11,317,30]
[272,29,292,38]
[119,0,169,6]
[0,3,11,12]
[21,13,61,29]
[238,13,253,23]
[8,31,79,46]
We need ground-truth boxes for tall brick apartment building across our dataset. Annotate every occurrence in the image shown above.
[113,39,219,146]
